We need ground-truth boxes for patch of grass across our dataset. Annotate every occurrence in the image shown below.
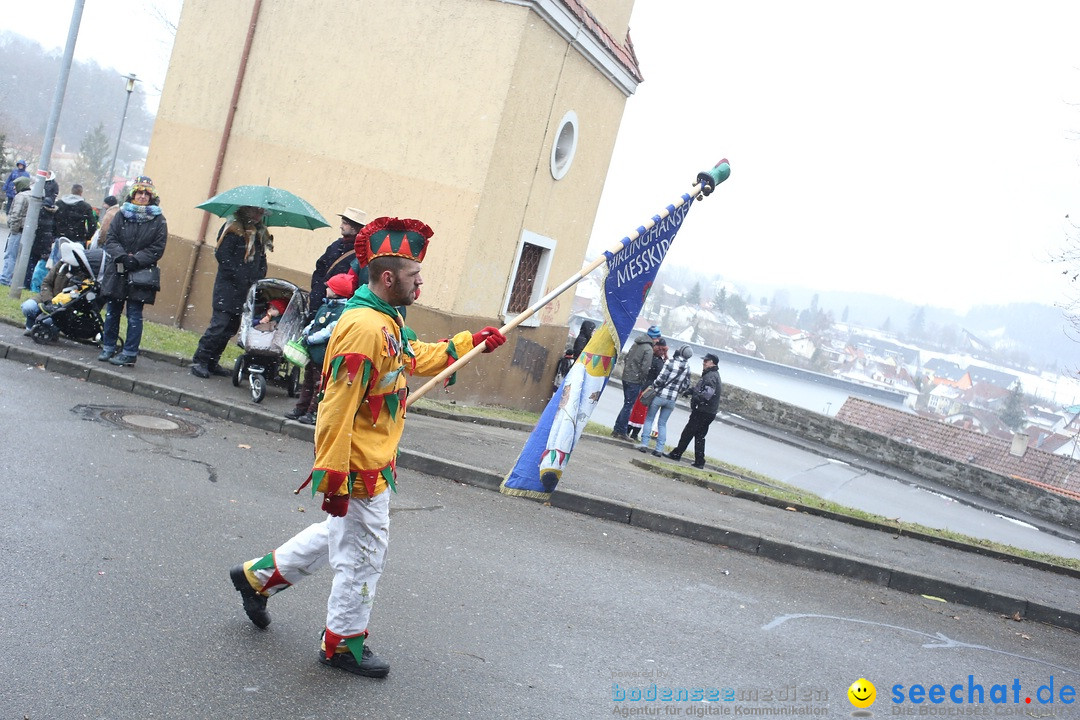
[0,287,241,364]
[642,457,1080,572]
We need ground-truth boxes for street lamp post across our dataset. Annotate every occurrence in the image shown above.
[106,73,139,196]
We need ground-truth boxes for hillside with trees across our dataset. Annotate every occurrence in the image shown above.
[0,31,155,204]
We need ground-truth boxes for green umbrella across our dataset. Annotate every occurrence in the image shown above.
[196,184,330,230]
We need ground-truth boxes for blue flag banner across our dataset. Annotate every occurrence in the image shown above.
[500,194,696,499]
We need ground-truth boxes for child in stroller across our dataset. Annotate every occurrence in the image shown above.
[23,240,109,345]
[231,278,309,402]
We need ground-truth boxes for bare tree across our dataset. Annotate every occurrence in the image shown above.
[1054,215,1080,340]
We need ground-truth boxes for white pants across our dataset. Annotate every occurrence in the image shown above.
[249,491,390,636]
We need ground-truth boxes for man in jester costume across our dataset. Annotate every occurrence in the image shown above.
[230,216,506,677]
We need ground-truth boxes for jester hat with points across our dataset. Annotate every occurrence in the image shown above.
[354,216,432,268]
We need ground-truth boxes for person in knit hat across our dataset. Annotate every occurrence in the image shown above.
[3,159,29,213]
[284,272,353,424]
[98,175,168,366]
[612,325,662,439]
[0,176,33,285]
[229,216,507,678]
[191,204,272,378]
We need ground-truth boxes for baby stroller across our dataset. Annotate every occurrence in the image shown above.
[231,277,309,402]
[28,241,111,347]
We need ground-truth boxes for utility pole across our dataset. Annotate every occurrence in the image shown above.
[106,73,139,196]
[8,0,84,299]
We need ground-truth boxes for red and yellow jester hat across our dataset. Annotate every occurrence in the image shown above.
[354,217,432,268]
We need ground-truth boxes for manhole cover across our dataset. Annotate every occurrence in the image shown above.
[74,405,203,438]
[123,414,182,431]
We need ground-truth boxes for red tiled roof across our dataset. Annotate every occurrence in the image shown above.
[836,397,1080,497]
[558,0,643,82]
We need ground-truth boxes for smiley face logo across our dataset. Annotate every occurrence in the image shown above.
[848,678,876,708]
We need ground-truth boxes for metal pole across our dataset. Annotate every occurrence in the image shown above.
[8,0,84,299]
[107,73,138,196]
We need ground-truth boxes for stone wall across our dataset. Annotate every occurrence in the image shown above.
[722,384,1080,530]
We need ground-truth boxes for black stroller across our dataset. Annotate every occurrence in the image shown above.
[27,240,112,347]
[231,277,309,402]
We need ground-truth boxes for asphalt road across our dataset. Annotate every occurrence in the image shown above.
[1,361,1078,719]
[592,384,1080,558]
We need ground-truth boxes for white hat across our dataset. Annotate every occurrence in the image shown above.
[338,207,367,227]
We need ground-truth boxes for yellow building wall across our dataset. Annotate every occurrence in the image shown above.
[144,0,635,409]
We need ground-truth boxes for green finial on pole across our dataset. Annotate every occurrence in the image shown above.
[697,158,731,197]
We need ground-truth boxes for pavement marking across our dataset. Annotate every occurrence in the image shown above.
[762,613,1080,674]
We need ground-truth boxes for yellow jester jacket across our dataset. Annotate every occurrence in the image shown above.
[310,294,475,502]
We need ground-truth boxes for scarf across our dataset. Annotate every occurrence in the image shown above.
[222,220,273,262]
[120,203,162,222]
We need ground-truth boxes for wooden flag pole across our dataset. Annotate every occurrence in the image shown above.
[405,160,731,407]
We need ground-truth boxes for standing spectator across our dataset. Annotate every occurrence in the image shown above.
[98,176,168,366]
[0,176,32,285]
[627,338,666,441]
[92,195,120,249]
[190,205,271,378]
[52,183,98,261]
[570,320,596,358]
[635,345,693,456]
[611,325,661,439]
[284,273,351,424]
[3,160,29,213]
[666,353,722,468]
[24,171,60,288]
[284,206,364,409]
[228,216,506,678]
[551,320,596,395]
[308,207,365,315]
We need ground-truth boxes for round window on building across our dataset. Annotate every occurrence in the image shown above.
[550,110,579,180]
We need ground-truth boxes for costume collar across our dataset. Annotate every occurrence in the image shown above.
[345,284,402,324]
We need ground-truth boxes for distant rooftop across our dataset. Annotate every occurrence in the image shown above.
[837,397,1080,497]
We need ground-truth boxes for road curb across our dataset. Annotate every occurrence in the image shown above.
[3,336,1079,633]
[629,459,1080,581]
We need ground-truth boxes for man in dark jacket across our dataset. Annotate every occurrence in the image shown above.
[307,207,365,316]
[612,325,661,439]
[54,184,98,249]
[24,172,60,287]
[191,205,271,378]
[666,353,722,468]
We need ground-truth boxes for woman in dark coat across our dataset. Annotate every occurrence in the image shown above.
[190,205,270,378]
[98,176,168,366]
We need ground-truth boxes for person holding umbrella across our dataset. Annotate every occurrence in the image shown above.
[191,205,272,378]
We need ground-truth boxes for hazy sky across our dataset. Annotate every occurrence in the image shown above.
[4,1,1079,314]
[0,1,180,110]
[591,2,1080,314]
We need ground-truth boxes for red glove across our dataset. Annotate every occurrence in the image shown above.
[472,326,506,353]
[322,493,349,517]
